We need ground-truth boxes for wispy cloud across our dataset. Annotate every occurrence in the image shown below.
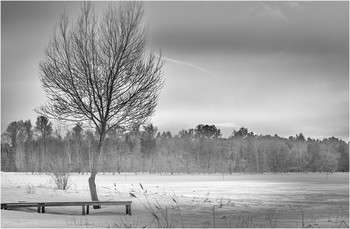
[285,2,304,12]
[155,53,216,77]
[249,2,287,21]
[215,123,237,128]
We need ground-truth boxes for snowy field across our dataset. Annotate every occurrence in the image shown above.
[1,172,349,228]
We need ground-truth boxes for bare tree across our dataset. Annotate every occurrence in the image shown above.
[35,116,53,172]
[85,130,95,172]
[36,2,164,205]
[3,121,22,172]
[72,123,84,173]
[23,120,34,171]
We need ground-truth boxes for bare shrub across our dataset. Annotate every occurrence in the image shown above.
[26,183,36,194]
[49,159,71,190]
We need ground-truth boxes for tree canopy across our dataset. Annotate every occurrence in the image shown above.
[36,2,164,203]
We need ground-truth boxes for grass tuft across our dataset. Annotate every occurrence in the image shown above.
[26,183,36,194]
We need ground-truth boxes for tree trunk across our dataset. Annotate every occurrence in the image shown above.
[88,167,100,208]
[65,141,72,173]
[255,143,260,173]
[43,137,46,172]
[38,143,42,172]
[88,135,104,209]
[87,141,93,171]
[25,141,30,172]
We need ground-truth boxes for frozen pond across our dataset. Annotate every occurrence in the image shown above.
[1,172,349,228]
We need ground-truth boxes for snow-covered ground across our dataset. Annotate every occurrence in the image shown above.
[1,172,349,228]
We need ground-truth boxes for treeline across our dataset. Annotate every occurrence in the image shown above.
[1,116,349,174]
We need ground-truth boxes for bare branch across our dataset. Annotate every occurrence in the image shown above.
[37,1,164,138]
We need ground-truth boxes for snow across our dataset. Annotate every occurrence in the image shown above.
[1,172,349,228]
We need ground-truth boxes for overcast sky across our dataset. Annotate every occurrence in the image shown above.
[1,1,349,140]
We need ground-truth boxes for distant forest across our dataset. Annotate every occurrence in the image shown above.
[1,116,349,174]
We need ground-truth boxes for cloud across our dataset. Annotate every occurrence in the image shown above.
[249,2,287,21]
[155,53,216,76]
[215,123,237,128]
[285,2,304,12]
